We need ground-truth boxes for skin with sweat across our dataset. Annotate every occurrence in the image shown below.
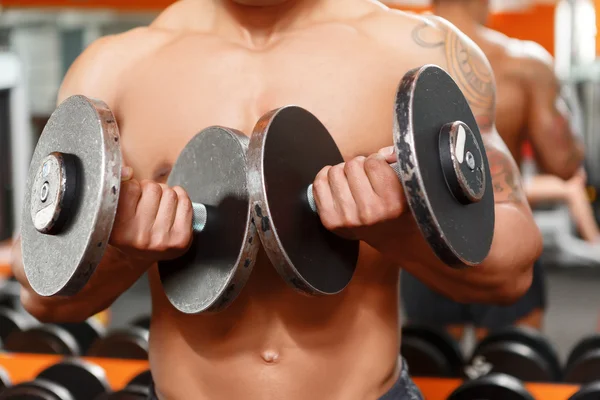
[12,1,542,399]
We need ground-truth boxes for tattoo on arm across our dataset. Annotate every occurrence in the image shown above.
[411,22,495,131]
[412,20,527,204]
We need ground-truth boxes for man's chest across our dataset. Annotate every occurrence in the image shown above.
[114,37,408,179]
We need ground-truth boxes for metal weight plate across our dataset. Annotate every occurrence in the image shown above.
[0,380,75,400]
[472,340,553,382]
[58,318,106,355]
[37,359,111,400]
[21,95,121,296]
[402,325,465,377]
[447,373,534,400]
[3,325,80,356]
[566,334,600,370]
[394,65,494,267]
[569,381,600,400]
[564,348,600,384]
[475,326,562,381]
[86,327,149,360]
[247,107,360,295]
[0,365,11,391]
[158,127,259,314]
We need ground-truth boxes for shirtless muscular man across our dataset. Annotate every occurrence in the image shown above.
[11,1,542,399]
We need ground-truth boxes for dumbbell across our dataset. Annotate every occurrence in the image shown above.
[93,370,152,400]
[564,334,600,384]
[21,97,260,314]
[0,278,21,311]
[0,359,110,400]
[0,307,36,346]
[400,324,464,377]
[447,373,534,400]
[87,317,149,360]
[3,317,104,356]
[568,381,600,400]
[468,326,562,382]
[246,64,494,295]
[0,365,11,392]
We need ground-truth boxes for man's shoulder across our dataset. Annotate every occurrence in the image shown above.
[58,25,174,104]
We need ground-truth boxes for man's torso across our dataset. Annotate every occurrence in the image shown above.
[93,2,437,399]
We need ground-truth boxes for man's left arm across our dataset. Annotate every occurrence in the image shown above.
[383,17,542,304]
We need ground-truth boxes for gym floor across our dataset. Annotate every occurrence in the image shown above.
[110,265,600,365]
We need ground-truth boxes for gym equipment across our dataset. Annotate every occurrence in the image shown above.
[158,127,259,313]
[0,380,74,400]
[130,315,150,330]
[21,97,259,314]
[0,365,11,391]
[568,381,600,400]
[564,334,600,384]
[126,370,151,388]
[247,65,494,295]
[0,359,110,400]
[93,385,149,400]
[469,326,562,382]
[87,324,148,360]
[0,278,20,311]
[3,318,103,356]
[0,307,35,344]
[447,373,535,400]
[400,324,464,377]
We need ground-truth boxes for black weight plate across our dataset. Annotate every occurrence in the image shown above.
[0,380,74,400]
[87,327,148,360]
[126,370,151,388]
[569,381,600,400]
[130,316,150,330]
[566,334,600,369]
[472,341,553,382]
[159,127,259,314]
[0,307,35,342]
[58,318,105,355]
[3,325,79,356]
[475,326,562,381]
[564,348,600,384]
[21,96,122,296]
[400,336,449,377]
[447,373,534,400]
[402,324,464,377]
[248,107,359,295]
[37,359,110,400]
[93,386,149,400]
[0,279,21,310]
[0,365,11,391]
[394,65,494,267]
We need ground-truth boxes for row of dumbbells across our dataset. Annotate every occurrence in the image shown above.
[403,324,600,399]
[0,278,149,360]
[0,358,151,399]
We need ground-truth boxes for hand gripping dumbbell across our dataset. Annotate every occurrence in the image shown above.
[21,97,260,314]
[246,65,495,295]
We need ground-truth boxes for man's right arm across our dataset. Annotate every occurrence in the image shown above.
[12,33,152,323]
[525,51,584,180]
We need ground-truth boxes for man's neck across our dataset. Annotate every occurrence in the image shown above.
[208,0,340,46]
[433,1,487,35]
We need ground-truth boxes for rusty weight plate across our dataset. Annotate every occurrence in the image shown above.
[395,65,494,267]
[158,127,260,314]
[21,95,121,297]
[247,107,360,296]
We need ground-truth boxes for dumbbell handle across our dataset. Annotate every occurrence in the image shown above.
[306,162,402,214]
[191,202,208,233]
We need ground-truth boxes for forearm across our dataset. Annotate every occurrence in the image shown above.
[524,175,569,205]
[12,238,150,322]
[389,203,541,304]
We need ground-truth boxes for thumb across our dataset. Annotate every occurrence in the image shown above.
[377,146,397,164]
